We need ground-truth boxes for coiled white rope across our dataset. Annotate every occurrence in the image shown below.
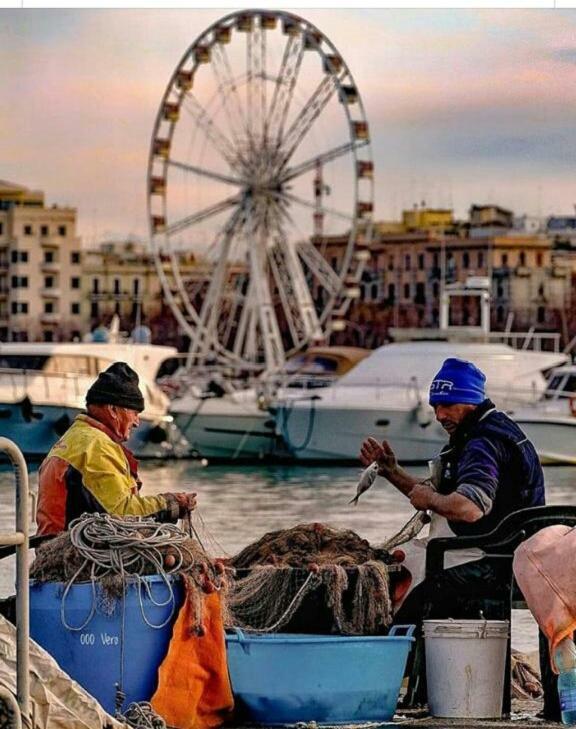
[60,513,194,632]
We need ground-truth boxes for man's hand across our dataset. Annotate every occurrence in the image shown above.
[173,492,197,517]
[408,483,435,511]
[360,437,398,477]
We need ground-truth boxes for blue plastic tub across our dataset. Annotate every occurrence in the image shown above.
[30,575,183,714]
[225,625,415,725]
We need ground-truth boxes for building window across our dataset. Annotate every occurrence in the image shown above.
[23,225,33,236]
[71,277,81,289]
[44,330,54,342]
[40,225,49,237]
[11,302,28,314]
[11,276,28,288]
[433,252,439,268]
[11,251,28,263]
[415,282,426,305]
[12,331,28,342]
[519,251,526,266]
[71,302,81,315]
[478,251,484,268]
[536,252,544,267]
[133,278,140,296]
[387,283,395,303]
[58,225,67,236]
[418,254,425,271]
[71,251,81,264]
[114,278,121,295]
[433,281,440,298]
[44,251,54,263]
[497,284,504,298]
[44,276,54,289]
[463,252,470,269]
[0,223,3,235]
[92,278,100,294]
[91,302,99,319]
[501,253,508,266]
[44,301,54,314]
[404,282,411,299]
[387,256,395,272]
[404,254,411,271]
[537,306,546,324]
[331,257,338,270]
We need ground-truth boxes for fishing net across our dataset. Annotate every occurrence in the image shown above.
[226,523,397,635]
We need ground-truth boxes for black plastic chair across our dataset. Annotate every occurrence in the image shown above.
[417,505,576,719]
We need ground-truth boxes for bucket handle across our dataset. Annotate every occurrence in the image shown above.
[389,624,416,638]
[229,627,251,654]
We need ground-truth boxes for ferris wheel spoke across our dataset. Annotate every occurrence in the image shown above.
[296,241,343,296]
[181,93,241,172]
[276,74,342,170]
[281,141,364,183]
[267,33,306,150]
[233,278,255,359]
[268,238,323,344]
[211,43,251,146]
[247,219,285,370]
[280,191,355,223]
[189,207,244,359]
[168,159,246,187]
[166,195,241,236]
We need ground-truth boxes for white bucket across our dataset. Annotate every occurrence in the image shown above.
[423,618,509,718]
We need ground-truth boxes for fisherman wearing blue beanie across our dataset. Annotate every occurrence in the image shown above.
[360,355,544,653]
[428,358,486,407]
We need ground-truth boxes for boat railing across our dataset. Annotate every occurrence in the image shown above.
[484,331,561,352]
[0,367,91,402]
[0,439,30,724]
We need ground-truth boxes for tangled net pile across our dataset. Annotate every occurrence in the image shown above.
[30,513,227,633]
[226,523,395,635]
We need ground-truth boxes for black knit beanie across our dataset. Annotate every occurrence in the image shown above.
[86,362,145,412]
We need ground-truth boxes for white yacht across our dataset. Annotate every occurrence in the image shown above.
[168,347,370,460]
[0,341,190,459]
[274,340,568,463]
[509,365,576,465]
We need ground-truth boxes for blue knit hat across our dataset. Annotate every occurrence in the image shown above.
[429,358,486,406]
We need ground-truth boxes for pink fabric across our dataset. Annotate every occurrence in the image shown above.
[513,525,576,673]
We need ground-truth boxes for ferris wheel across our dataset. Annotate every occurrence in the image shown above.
[147,10,374,371]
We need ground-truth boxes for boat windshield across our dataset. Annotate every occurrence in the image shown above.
[0,354,98,376]
[546,373,576,399]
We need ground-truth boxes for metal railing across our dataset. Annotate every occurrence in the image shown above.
[0,439,30,725]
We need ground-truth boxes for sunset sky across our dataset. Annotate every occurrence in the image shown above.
[2,9,576,243]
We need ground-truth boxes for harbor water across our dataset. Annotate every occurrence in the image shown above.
[2,460,576,653]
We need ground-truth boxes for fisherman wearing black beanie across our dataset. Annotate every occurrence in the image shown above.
[37,361,197,535]
[86,362,145,413]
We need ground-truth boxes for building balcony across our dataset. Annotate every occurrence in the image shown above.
[41,312,62,324]
[41,288,61,298]
[40,237,60,249]
[515,266,531,277]
[41,261,61,273]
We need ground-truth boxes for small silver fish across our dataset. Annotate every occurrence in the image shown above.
[349,461,379,506]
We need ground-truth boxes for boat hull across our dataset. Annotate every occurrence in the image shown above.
[0,402,190,460]
[277,400,447,463]
[174,407,278,460]
[512,416,576,465]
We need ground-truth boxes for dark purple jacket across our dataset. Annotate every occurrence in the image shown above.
[437,398,545,537]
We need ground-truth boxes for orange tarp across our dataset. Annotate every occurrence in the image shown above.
[152,589,234,729]
[513,525,576,673]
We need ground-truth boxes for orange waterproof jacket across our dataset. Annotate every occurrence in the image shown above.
[36,414,178,535]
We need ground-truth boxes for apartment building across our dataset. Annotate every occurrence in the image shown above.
[0,180,83,342]
[319,206,571,346]
[83,240,214,346]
